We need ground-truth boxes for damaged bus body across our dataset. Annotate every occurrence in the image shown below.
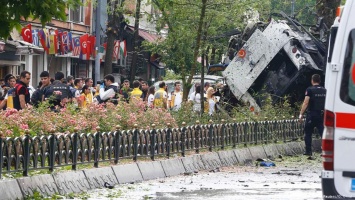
[220,13,326,112]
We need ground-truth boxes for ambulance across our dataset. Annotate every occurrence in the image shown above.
[321,0,355,199]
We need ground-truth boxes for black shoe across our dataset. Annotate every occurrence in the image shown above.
[303,152,312,156]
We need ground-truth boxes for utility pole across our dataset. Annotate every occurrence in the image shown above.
[291,0,295,18]
[94,0,101,83]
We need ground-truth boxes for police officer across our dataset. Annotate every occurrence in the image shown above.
[44,72,73,111]
[299,74,326,156]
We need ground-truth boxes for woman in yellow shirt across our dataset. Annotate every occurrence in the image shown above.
[79,85,90,108]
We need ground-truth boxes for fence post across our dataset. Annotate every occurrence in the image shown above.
[221,119,225,150]
[166,123,171,159]
[72,129,78,171]
[254,121,258,145]
[232,119,237,148]
[195,120,200,154]
[94,126,100,168]
[114,125,121,164]
[208,120,213,152]
[243,119,248,147]
[282,116,287,143]
[23,130,31,177]
[150,124,156,161]
[181,122,186,157]
[263,117,268,144]
[133,124,139,162]
[49,129,55,172]
[0,132,3,179]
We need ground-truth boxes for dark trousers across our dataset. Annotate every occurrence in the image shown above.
[304,115,324,154]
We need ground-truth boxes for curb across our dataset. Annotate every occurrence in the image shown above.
[0,139,319,199]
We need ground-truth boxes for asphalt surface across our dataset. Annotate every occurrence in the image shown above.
[85,154,322,200]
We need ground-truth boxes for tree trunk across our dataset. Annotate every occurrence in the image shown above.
[316,0,341,29]
[186,0,208,100]
[129,0,142,83]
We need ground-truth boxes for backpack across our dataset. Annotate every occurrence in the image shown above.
[49,83,71,101]
[31,88,43,107]
[69,86,77,97]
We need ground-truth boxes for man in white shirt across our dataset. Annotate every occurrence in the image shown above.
[168,81,183,111]
[97,74,118,104]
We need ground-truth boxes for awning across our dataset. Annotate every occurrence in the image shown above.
[150,61,165,69]
[1,40,44,55]
[128,26,163,43]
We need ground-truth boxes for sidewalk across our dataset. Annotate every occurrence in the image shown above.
[0,140,321,199]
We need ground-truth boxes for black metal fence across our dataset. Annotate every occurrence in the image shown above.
[0,119,304,178]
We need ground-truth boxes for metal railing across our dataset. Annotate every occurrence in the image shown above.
[0,119,304,178]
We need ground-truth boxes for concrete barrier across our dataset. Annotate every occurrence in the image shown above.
[161,159,186,177]
[200,152,222,170]
[312,139,322,152]
[112,163,143,184]
[3,141,312,199]
[137,161,166,180]
[52,170,91,195]
[233,148,253,165]
[84,167,118,189]
[263,144,280,159]
[248,146,268,160]
[218,150,239,166]
[17,174,59,197]
[0,179,23,200]
[181,154,206,172]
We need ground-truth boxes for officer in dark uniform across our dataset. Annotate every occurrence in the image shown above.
[44,72,72,111]
[299,74,326,156]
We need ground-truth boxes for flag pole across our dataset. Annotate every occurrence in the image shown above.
[94,0,101,83]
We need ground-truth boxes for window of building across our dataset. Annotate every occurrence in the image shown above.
[340,29,355,106]
[68,0,85,23]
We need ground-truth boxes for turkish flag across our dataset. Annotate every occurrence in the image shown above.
[21,24,33,43]
[89,35,96,57]
[79,34,89,60]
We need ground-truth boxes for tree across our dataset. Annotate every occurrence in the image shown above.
[104,0,125,75]
[0,0,81,39]
[147,0,270,100]
[129,0,142,83]
[316,0,341,29]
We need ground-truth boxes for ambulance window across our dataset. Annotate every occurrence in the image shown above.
[328,27,338,63]
[340,29,355,106]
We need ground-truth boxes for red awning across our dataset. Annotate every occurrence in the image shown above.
[128,26,162,42]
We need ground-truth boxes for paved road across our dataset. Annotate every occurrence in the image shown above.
[86,154,322,200]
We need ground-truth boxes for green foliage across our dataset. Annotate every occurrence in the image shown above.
[162,70,182,81]
[270,0,317,25]
[0,0,82,39]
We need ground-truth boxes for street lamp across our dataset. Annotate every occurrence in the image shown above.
[0,41,5,53]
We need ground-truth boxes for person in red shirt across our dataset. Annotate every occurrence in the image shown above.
[13,71,31,110]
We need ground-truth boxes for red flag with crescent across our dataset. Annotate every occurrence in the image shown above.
[21,24,33,43]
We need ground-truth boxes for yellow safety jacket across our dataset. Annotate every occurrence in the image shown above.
[154,88,166,108]
[130,88,143,101]
[170,91,183,109]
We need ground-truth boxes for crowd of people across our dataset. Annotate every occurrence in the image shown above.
[0,71,220,115]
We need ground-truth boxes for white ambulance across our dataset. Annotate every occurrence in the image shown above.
[322,0,355,199]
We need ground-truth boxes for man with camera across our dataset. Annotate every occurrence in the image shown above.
[95,74,119,104]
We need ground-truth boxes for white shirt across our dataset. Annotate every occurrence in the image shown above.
[168,91,182,110]
[99,83,118,101]
[208,98,216,115]
[147,94,154,107]
[188,92,195,102]
[193,93,201,112]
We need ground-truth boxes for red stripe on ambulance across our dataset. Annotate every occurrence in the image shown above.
[336,112,355,129]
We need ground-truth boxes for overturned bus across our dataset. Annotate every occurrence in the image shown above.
[214,13,327,112]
